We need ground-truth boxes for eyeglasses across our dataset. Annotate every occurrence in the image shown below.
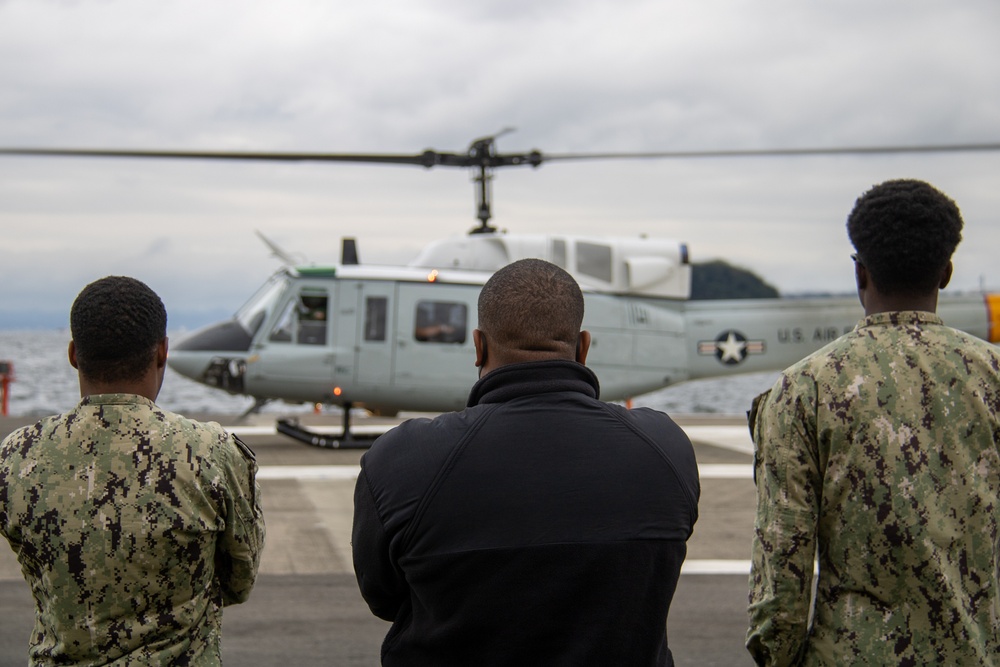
[850,253,864,266]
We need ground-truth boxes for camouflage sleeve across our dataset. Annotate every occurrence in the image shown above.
[746,374,820,666]
[0,433,17,547]
[216,434,265,606]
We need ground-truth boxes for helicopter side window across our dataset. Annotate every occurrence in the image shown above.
[414,300,467,344]
[577,241,613,283]
[268,292,329,345]
[365,297,388,342]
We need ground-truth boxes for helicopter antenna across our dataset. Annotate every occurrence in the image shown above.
[341,237,360,265]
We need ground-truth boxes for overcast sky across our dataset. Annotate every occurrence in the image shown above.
[1,0,998,329]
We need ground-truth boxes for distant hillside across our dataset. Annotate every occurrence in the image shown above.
[690,260,780,299]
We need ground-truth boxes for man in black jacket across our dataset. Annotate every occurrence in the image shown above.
[352,258,700,666]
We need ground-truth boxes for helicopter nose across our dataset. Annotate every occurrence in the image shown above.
[168,319,255,382]
[173,319,254,352]
[166,349,213,381]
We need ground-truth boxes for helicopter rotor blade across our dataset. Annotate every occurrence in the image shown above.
[3,141,997,167]
[540,142,1000,162]
[0,141,542,235]
[0,146,543,168]
[4,138,998,236]
[0,147,440,165]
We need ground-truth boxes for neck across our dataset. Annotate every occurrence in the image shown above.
[475,330,591,378]
[78,371,162,403]
[861,290,938,317]
[855,261,951,317]
[70,338,167,403]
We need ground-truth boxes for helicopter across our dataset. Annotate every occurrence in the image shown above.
[3,132,1000,447]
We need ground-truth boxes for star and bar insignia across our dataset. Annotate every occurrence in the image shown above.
[697,329,766,365]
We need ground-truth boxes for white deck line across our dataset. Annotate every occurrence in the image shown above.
[257,465,361,480]
[681,426,754,455]
[697,464,753,479]
[680,560,752,575]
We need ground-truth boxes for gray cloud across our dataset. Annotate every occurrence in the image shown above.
[1,0,999,328]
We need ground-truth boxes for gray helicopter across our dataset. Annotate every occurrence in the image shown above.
[3,133,998,447]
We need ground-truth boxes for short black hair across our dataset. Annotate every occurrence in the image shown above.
[847,179,963,295]
[478,258,584,356]
[70,276,167,384]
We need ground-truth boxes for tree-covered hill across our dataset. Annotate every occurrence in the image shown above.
[690,260,780,299]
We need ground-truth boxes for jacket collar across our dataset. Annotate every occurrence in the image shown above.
[78,393,156,409]
[859,310,944,330]
[467,359,600,407]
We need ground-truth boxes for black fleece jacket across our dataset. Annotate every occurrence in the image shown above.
[352,360,700,666]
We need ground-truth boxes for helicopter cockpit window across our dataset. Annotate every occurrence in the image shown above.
[298,294,328,344]
[236,274,288,337]
[365,297,388,342]
[414,300,467,344]
[268,290,329,345]
[576,241,613,283]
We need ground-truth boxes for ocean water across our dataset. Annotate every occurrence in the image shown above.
[0,330,779,418]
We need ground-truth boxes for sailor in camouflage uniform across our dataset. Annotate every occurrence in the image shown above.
[0,276,265,666]
[747,180,1000,666]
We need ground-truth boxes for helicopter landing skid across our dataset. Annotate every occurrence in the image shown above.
[275,409,377,450]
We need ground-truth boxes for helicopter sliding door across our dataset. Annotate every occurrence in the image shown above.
[392,282,478,411]
[247,283,335,403]
[343,279,396,387]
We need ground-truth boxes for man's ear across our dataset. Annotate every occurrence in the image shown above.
[68,341,78,370]
[156,338,169,369]
[939,261,953,289]
[854,260,868,291]
[854,260,869,311]
[473,329,486,368]
[576,331,591,365]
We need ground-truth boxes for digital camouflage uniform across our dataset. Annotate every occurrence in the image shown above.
[0,393,265,666]
[747,311,1000,666]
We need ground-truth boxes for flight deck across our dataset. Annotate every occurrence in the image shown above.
[0,413,757,666]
